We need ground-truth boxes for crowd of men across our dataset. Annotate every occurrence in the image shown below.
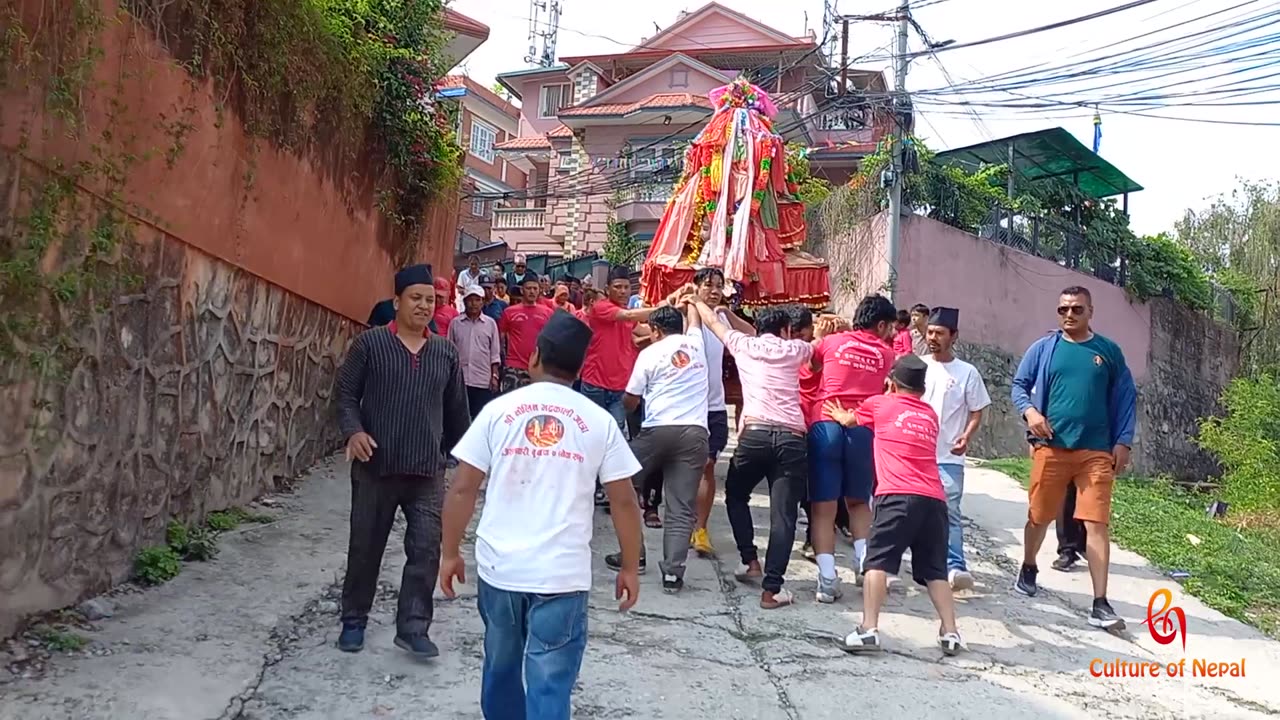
[335,257,1137,720]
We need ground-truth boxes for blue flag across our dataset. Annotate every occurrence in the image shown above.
[1092,111,1102,153]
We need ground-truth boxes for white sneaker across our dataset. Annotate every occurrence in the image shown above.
[949,569,975,591]
[816,574,843,603]
[938,631,965,656]
[840,626,882,653]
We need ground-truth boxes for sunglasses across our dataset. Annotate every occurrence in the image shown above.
[1057,305,1087,317]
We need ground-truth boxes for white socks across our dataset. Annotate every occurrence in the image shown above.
[817,553,837,579]
[853,539,867,570]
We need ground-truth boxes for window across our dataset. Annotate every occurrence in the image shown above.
[669,69,689,88]
[539,84,572,118]
[471,197,487,217]
[629,144,683,181]
[469,120,497,163]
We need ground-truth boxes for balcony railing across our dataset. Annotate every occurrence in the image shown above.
[492,207,545,230]
[615,184,673,205]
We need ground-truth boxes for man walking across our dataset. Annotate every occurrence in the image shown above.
[1010,286,1137,630]
[605,304,709,593]
[921,307,991,591]
[448,285,501,420]
[455,255,483,311]
[499,276,555,394]
[480,275,508,322]
[441,312,644,720]
[807,295,897,602]
[433,278,459,337]
[693,301,811,609]
[505,253,533,289]
[335,264,470,658]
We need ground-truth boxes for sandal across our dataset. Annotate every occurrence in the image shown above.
[644,509,663,528]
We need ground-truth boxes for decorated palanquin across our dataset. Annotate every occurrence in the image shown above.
[639,78,830,308]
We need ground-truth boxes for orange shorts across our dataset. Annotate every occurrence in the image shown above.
[1028,446,1115,525]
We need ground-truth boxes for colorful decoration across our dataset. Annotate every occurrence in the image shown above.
[639,78,830,308]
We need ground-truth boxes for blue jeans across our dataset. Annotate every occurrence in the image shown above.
[939,463,966,571]
[477,580,589,720]
[579,382,625,431]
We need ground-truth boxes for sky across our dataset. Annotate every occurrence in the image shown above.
[449,0,1279,236]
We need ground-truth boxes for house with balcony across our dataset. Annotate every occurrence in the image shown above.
[490,2,892,260]
[439,75,528,261]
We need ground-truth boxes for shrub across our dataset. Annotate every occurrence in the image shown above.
[1198,373,1280,511]
[134,546,181,585]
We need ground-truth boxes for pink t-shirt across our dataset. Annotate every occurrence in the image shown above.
[723,330,813,434]
[799,364,822,427]
[892,328,912,356]
[813,329,895,422]
[854,394,945,501]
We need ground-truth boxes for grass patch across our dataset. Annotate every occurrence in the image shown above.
[32,625,87,652]
[985,457,1280,638]
[206,507,272,532]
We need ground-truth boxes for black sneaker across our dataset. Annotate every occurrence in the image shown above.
[1051,552,1079,572]
[1089,598,1125,631]
[605,552,646,574]
[394,633,440,659]
[662,573,684,594]
[337,623,364,652]
[1014,564,1038,597]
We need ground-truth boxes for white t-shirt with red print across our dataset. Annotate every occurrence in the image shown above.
[625,329,709,429]
[451,381,641,594]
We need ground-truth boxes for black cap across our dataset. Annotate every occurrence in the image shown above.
[394,264,433,295]
[928,306,959,331]
[539,310,593,366]
[889,354,928,393]
[607,265,631,284]
[478,273,494,287]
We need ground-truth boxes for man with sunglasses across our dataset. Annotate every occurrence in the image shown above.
[1010,286,1137,631]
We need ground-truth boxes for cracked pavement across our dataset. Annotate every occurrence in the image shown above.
[2,453,1279,720]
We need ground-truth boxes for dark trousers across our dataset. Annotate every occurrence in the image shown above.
[1056,483,1087,557]
[466,385,493,421]
[340,463,444,636]
[724,426,806,594]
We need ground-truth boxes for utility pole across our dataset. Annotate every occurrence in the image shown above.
[886,0,910,300]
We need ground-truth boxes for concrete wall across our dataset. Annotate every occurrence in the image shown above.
[0,0,459,634]
[827,212,1239,476]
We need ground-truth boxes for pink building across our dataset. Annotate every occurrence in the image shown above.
[492,2,891,259]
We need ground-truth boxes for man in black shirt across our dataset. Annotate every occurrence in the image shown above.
[335,263,470,659]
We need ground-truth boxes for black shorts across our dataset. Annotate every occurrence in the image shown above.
[864,494,949,584]
[707,410,729,459]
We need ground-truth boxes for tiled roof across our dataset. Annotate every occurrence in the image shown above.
[547,124,574,137]
[495,136,551,150]
[558,93,711,117]
[443,8,489,38]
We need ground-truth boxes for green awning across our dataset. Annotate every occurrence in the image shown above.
[935,127,1143,199]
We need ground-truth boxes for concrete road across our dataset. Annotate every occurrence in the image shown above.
[2,453,1278,720]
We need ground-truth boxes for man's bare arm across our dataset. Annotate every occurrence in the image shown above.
[724,311,755,336]
[694,301,732,345]
[440,462,485,562]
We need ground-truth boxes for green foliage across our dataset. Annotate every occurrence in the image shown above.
[134,546,181,585]
[33,625,88,652]
[167,520,218,560]
[987,457,1280,637]
[206,506,271,531]
[784,143,833,209]
[1124,232,1213,311]
[1198,373,1280,512]
[601,220,643,267]
[1213,268,1260,329]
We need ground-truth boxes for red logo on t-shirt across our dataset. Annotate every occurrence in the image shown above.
[524,415,565,448]
[671,350,691,368]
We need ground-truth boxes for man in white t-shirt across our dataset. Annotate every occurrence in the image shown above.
[688,268,755,557]
[920,307,991,592]
[604,303,709,593]
[440,312,645,718]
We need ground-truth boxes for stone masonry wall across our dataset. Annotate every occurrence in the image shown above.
[0,154,357,636]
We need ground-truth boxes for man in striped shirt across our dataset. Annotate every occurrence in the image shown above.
[335,263,471,659]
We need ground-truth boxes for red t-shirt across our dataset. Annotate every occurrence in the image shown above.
[499,303,554,370]
[892,328,912,356]
[813,329,895,422]
[799,363,823,427]
[855,394,945,501]
[539,297,556,310]
[433,305,459,338]
[580,299,637,391]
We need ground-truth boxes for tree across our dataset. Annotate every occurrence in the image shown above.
[491,82,515,102]
[601,221,642,267]
[1176,180,1279,372]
